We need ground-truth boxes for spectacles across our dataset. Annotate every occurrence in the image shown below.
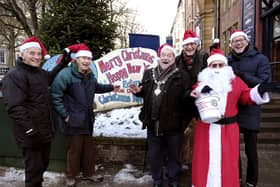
[209,63,225,68]
[231,38,246,44]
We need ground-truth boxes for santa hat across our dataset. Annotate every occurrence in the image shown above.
[65,43,92,58]
[19,36,50,60]
[230,29,249,43]
[158,43,176,57]
[182,30,197,46]
[207,48,228,66]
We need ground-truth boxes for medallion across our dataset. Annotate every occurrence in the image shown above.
[154,88,161,96]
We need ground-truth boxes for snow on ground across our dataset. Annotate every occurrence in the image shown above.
[113,164,152,184]
[93,106,147,138]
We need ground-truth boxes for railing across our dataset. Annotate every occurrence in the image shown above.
[270,62,280,82]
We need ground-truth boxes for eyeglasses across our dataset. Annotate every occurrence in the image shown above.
[231,38,246,44]
[209,63,225,68]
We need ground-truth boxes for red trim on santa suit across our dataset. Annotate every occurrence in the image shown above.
[191,67,269,187]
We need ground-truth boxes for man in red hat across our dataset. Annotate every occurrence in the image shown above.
[190,48,278,187]
[228,29,271,187]
[175,30,209,169]
[129,44,193,187]
[51,43,122,187]
[1,36,71,187]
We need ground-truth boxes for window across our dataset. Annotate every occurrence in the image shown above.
[0,49,6,65]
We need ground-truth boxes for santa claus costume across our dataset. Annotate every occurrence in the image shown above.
[191,48,269,187]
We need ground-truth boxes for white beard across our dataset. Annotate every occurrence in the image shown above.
[196,66,235,115]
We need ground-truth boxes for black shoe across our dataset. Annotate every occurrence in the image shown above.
[153,183,162,187]
[168,182,179,187]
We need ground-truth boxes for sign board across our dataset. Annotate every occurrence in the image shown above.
[43,47,158,111]
[242,0,256,46]
[94,47,158,111]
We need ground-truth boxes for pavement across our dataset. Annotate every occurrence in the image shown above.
[0,144,279,187]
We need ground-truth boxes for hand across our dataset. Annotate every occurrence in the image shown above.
[201,85,213,94]
[258,81,280,96]
[113,85,124,93]
[128,84,142,94]
[61,49,72,66]
[190,90,199,98]
[64,115,69,123]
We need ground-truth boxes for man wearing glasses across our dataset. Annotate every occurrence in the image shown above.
[228,29,271,187]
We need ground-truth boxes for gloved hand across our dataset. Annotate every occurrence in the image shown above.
[60,49,72,66]
[258,81,280,96]
[201,85,213,94]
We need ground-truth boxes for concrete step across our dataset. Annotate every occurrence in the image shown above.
[240,132,280,144]
[260,122,280,132]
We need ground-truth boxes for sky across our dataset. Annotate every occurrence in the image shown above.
[126,0,178,45]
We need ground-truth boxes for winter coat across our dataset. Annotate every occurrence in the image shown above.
[175,50,208,120]
[135,66,192,135]
[2,57,67,147]
[175,50,208,85]
[51,61,113,135]
[228,46,272,130]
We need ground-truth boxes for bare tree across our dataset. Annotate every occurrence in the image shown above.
[0,0,47,66]
[108,0,144,48]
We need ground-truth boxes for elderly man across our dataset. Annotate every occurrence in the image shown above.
[2,36,71,187]
[129,44,192,187]
[191,48,278,187]
[228,29,272,187]
[51,43,122,187]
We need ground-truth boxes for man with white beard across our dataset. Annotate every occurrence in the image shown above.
[190,48,279,187]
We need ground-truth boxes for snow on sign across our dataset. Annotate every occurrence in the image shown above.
[94,47,158,111]
[43,47,158,112]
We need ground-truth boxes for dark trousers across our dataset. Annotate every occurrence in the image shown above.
[147,131,182,185]
[22,142,51,187]
[66,135,96,179]
[239,127,258,186]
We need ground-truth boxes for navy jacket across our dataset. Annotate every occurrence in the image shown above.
[51,61,113,135]
[228,46,271,130]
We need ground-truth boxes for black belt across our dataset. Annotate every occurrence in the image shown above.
[215,115,237,125]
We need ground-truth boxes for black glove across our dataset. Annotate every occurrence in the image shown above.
[258,81,280,96]
[201,85,213,94]
[60,49,72,66]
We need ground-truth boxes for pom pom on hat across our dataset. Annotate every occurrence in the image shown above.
[230,29,249,43]
[65,43,92,58]
[182,30,197,46]
[20,36,50,60]
[207,48,228,66]
[158,43,176,57]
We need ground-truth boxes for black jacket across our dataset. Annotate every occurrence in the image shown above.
[228,46,272,130]
[135,67,192,135]
[2,58,67,147]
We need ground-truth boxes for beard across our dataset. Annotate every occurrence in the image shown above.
[197,66,235,94]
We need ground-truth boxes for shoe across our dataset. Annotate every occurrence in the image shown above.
[83,174,104,182]
[168,182,179,187]
[66,178,75,187]
[153,184,162,187]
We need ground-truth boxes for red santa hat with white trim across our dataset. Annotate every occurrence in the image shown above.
[207,48,228,66]
[19,36,50,60]
[158,43,176,57]
[182,30,198,46]
[230,29,249,43]
[65,43,92,59]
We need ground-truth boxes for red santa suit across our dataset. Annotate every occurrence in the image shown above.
[191,65,269,187]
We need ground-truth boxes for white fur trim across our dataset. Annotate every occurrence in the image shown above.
[230,31,249,42]
[207,124,222,187]
[76,50,92,58]
[250,85,270,105]
[213,38,220,43]
[64,48,70,53]
[161,45,176,56]
[207,54,228,66]
[44,54,51,60]
[20,42,41,52]
[182,37,196,46]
